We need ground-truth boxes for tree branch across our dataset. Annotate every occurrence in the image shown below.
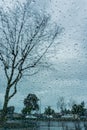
[8,83,17,100]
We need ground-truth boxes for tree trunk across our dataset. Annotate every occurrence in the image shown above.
[0,86,10,125]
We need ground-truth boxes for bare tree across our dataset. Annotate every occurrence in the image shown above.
[57,96,66,113]
[0,0,62,122]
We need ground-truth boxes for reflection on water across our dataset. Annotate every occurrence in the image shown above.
[0,120,87,130]
[38,121,87,130]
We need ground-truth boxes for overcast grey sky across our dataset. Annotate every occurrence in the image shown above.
[0,0,87,112]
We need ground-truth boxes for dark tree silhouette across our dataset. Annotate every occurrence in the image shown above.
[22,93,39,115]
[71,102,86,116]
[44,106,55,116]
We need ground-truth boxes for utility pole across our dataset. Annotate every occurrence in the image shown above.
[39,99,41,114]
